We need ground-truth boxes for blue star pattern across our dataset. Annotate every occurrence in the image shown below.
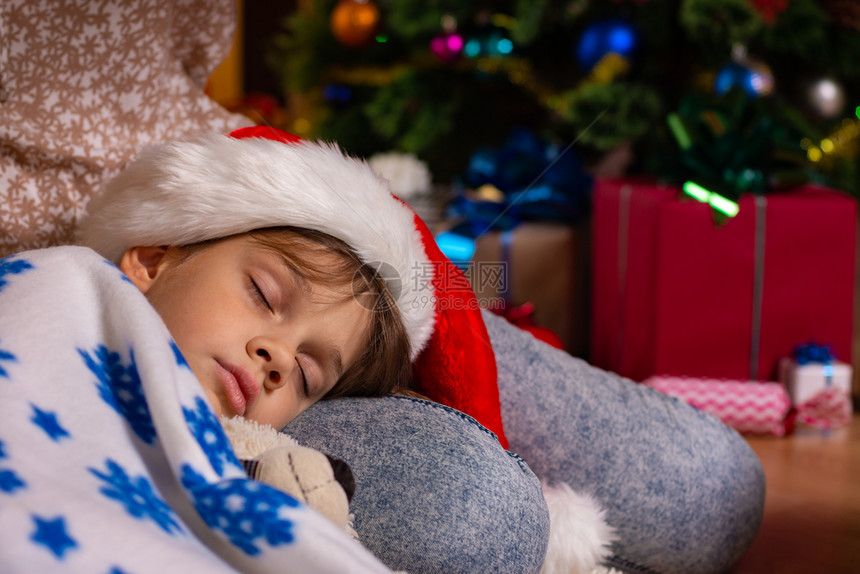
[30,405,71,442]
[182,396,241,477]
[79,346,156,445]
[181,464,298,556]
[0,468,26,494]
[89,458,183,535]
[103,259,133,284]
[170,340,189,369]
[30,515,77,559]
[0,439,26,494]
[0,257,34,292]
[0,343,16,379]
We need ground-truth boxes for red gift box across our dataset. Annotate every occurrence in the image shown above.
[591,178,857,382]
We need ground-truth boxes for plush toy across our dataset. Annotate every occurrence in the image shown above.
[220,416,358,538]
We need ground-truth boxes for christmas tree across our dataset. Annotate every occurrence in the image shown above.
[267,0,860,196]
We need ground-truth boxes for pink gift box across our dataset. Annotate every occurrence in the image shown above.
[643,375,792,436]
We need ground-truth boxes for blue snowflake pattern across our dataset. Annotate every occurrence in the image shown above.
[89,458,182,535]
[79,346,156,444]
[182,396,241,477]
[0,438,27,495]
[0,257,34,292]
[30,515,77,559]
[31,405,71,442]
[170,340,189,369]
[0,343,16,379]
[103,259,133,284]
[181,464,298,555]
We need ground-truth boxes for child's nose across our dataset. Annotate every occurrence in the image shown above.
[256,348,282,386]
[253,341,294,389]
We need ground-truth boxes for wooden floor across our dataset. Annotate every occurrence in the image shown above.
[728,413,860,574]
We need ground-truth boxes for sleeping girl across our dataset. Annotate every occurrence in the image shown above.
[0,124,765,574]
[0,126,458,573]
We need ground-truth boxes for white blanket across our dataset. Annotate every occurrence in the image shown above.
[0,246,393,573]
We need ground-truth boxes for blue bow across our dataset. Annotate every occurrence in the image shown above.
[446,128,593,237]
[793,342,835,366]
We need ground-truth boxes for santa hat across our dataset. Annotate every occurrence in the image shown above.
[78,126,507,448]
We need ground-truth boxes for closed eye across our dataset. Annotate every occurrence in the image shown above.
[249,277,273,312]
[298,360,310,397]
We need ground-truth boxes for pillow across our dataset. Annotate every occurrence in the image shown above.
[283,395,549,573]
[0,0,250,256]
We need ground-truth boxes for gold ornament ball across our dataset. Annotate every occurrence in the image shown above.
[331,0,380,48]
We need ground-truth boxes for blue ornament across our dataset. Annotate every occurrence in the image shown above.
[463,26,514,58]
[714,60,773,97]
[575,18,638,72]
[482,31,513,57]
[322,83,352,104]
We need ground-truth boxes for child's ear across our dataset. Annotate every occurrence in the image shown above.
[119,246,170,293]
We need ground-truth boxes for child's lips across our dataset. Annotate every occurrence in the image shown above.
[215,361,261,416]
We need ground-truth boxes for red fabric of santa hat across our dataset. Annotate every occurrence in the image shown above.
[79,126,507,448]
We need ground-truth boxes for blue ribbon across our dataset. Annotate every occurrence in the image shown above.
[446,128,593,237]
[792,342,835,366]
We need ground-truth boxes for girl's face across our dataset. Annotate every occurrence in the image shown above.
[121,235,372,429]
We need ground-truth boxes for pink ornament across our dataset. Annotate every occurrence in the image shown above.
[430,32,464,62]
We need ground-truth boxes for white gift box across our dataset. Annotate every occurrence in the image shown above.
[778,358,852,406]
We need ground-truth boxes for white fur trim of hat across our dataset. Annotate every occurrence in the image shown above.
[78,128,435,360]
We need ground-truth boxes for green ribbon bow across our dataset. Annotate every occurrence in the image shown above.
[661,87,808,218]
